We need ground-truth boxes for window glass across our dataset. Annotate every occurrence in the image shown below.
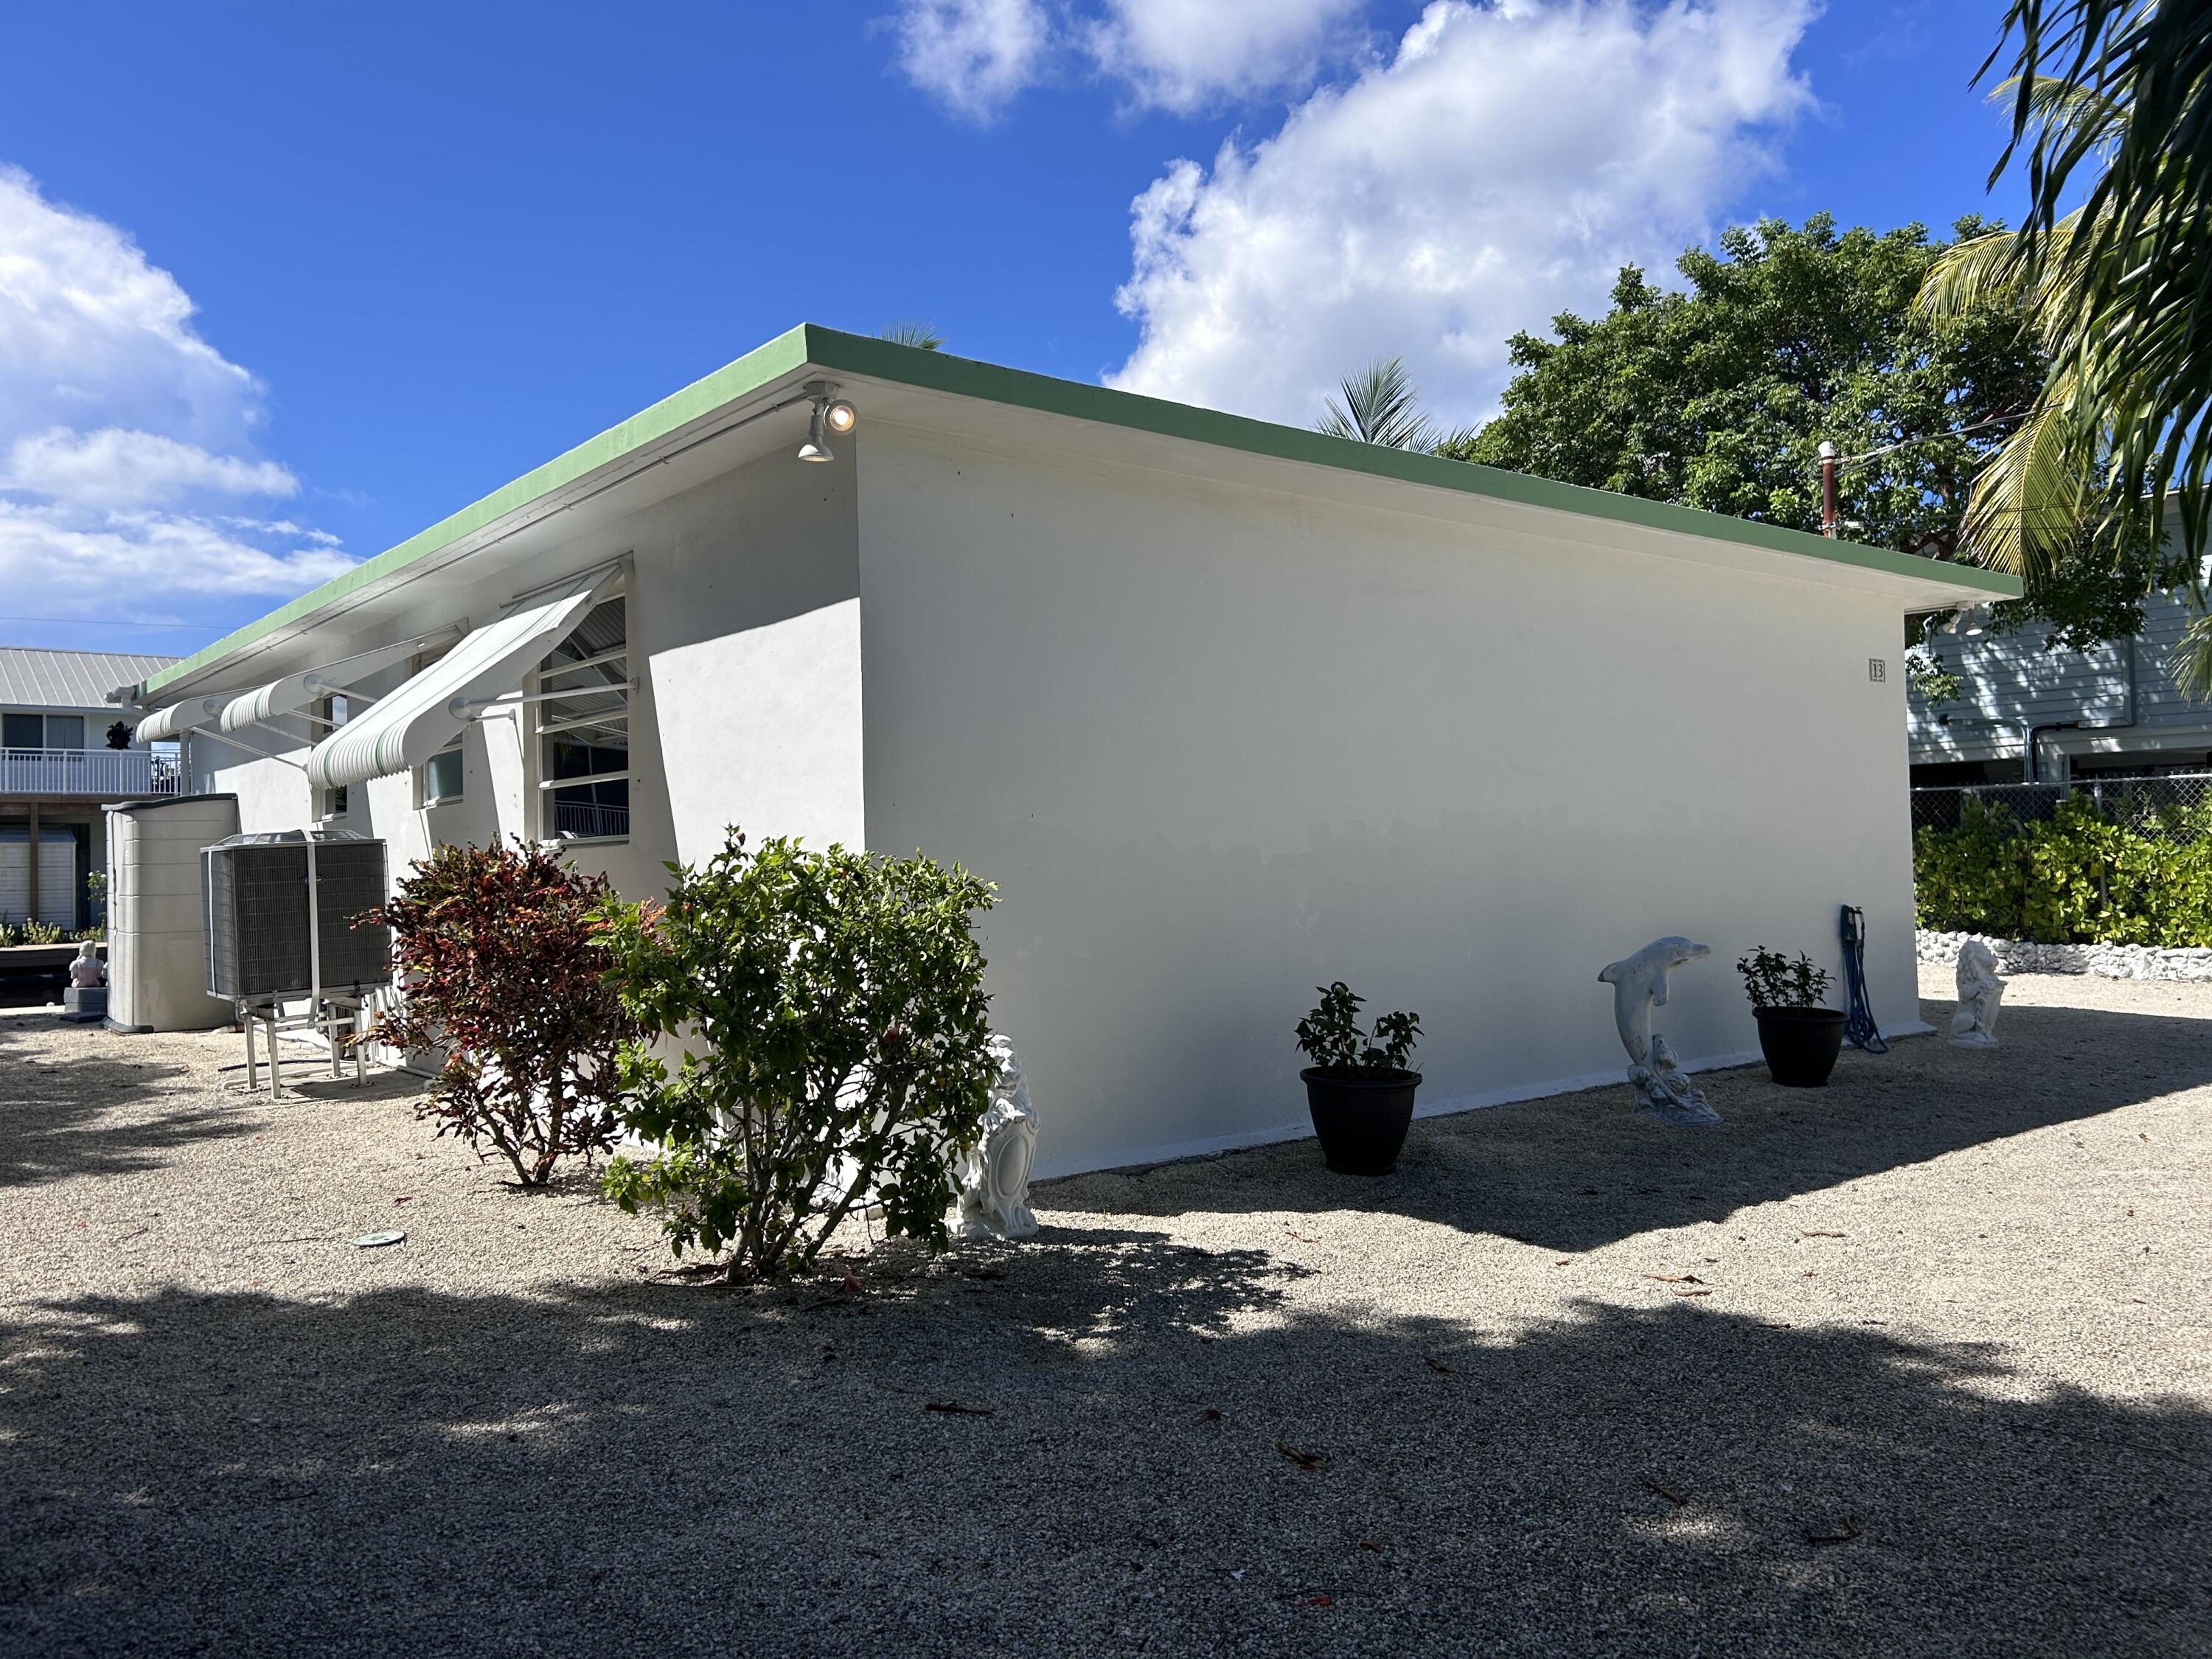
[3,713,41,749]
[538,597,629,840]
[422,747,464,804]
[45,715,84,749]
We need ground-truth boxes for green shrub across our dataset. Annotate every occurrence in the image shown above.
[1913,794,2212,945]
[1294,981,1421,1077]
[594,830,998,1281]
[362,841,641,1186]
[1736,947,1832,1009]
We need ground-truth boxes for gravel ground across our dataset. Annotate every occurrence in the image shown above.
[1,967,2206,1658]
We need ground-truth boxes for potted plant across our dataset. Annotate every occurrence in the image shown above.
[1295,981,1422,1175]
[1737,947,1846,1088]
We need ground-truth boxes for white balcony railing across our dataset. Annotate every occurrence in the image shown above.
[0,746,184,799]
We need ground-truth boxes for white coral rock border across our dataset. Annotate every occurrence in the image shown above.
[1917,929,2212,983]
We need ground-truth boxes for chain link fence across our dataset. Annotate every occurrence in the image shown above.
[1910,772,2212,837]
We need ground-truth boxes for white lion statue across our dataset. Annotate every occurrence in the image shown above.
[954,1034,1039,1239]
[1951,941,2004,1048]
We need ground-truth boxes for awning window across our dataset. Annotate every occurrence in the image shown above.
[307,566,622,792]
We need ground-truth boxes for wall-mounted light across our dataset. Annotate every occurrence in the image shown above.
[797,380,857,463]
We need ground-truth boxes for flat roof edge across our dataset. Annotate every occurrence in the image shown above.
[130,319,2021,700]
[801,325,2024,603]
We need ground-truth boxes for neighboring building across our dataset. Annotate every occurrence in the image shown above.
[1908,588,2212,785]
[0,647,181,928]
[116,325,2007,1174]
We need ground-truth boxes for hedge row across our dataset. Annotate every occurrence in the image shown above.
[1913,796,2212,947]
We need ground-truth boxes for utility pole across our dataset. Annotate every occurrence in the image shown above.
[1818,440,1840,538]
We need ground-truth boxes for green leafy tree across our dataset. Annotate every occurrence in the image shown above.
[1449,215,2166,684]
[594,830,998,1280]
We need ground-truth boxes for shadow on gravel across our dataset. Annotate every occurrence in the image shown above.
[1066,998,2212,1254]
[1,1253,2204,1657]
[0,1018,251,1190]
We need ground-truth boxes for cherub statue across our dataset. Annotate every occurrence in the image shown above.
[954,1034,1040,1239]
[68,942,104,989]
[1951,941,2003,1048]
[1599,936,1720,1125]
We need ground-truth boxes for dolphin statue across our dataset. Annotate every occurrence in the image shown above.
[1599,936,1711,1068]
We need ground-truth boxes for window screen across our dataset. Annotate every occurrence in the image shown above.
[536,596,629,841]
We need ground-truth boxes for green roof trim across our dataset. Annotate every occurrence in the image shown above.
[800,325,2024,599]
[131,321,2020,701]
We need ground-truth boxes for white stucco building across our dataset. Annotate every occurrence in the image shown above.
[116,325,2014,1173]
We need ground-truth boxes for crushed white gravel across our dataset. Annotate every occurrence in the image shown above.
[1,964,2206,1656]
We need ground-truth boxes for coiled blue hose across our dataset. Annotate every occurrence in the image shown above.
[1840,904,1888,1052]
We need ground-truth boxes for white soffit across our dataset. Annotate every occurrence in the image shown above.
[307,566,619,790]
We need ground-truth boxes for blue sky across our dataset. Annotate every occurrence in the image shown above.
[0,1,2031,658]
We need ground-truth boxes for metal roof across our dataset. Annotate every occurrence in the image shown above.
[0,648,181,712]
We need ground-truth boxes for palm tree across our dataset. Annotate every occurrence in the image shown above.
[880,320,945,351]
[1314,357,1439,451]
[1920,4,2212,690]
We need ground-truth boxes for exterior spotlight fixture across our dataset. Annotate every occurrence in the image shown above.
[797,381,856,463]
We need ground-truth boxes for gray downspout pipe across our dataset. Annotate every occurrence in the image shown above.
[2024,633,2139,782]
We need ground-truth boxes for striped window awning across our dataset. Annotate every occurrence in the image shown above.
[307,566,620,791]
[214,630,461,735]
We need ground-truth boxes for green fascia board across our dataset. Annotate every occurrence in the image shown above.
[799,325,2024,601]
[131,320,2019,701]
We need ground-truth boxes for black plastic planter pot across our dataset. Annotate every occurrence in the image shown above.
[1300,1067,1422,1175]
[1753,1006,1847,1088]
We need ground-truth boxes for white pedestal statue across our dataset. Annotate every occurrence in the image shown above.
[954,1034,1039,1239]
[1950,941,2004,1048]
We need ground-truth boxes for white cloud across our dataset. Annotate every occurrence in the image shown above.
[893,0,1372,117]
[1106,0,1818,428]
[0,499,352,602]
[894,0,1053,119]
[1085,0,1371,113]
[4,426,297,509]
[0,166,348,627]
[0,165,256,451]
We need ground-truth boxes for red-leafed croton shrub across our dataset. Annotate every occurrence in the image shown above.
[361,840,642,1186]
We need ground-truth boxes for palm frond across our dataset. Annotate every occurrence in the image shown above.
[1917,231,2033,321]
[879,320,945,351]
[1315,356,1436,450]
[1958,369,2098,580]
[2174,597,2212,705]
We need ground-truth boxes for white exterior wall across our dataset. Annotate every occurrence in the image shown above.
[856,425,1922,1175]
[194,445,862,896]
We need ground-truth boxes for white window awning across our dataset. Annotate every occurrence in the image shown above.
[307,566,620,791]
[134,695,229,744]
[215,627,464,734]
